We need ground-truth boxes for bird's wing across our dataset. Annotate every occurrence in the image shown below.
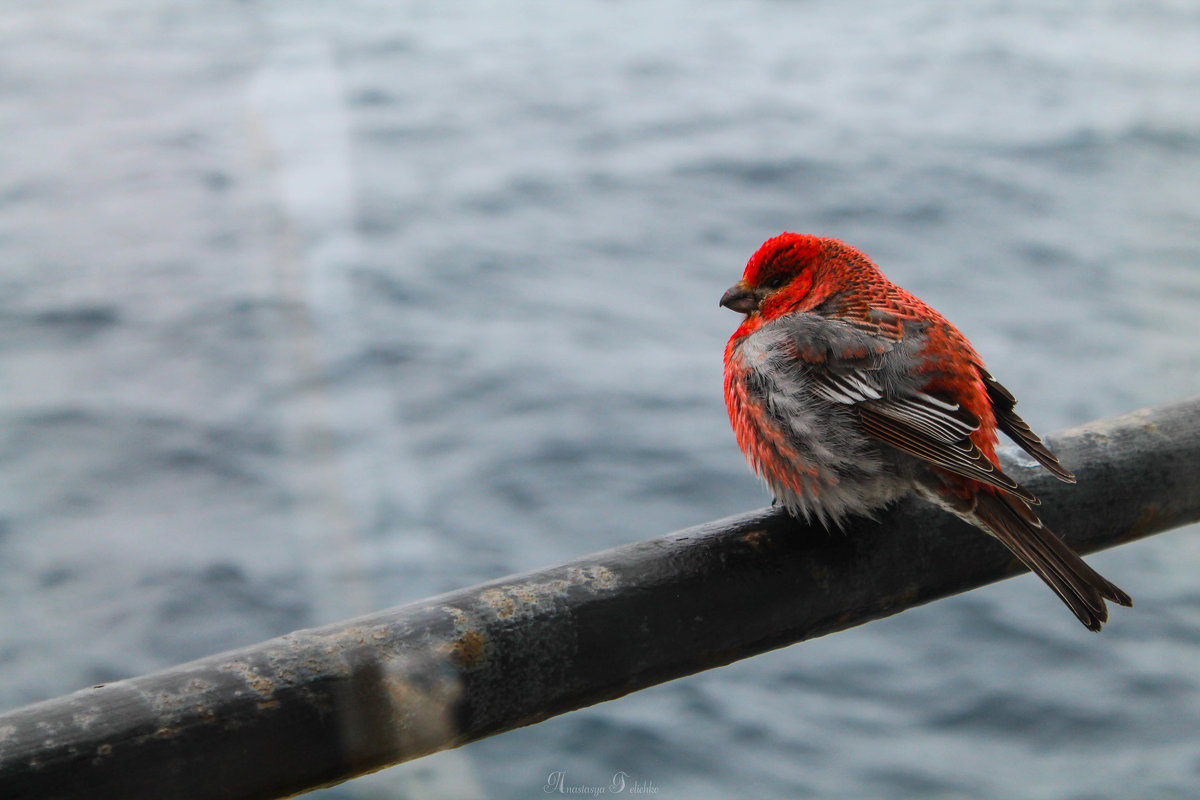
[827,382,1038,505]
[773,314,1037,503]
[979,369,1076,483]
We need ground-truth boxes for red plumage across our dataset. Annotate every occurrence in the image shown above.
[721,233,1130,631]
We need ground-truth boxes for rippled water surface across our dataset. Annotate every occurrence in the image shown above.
[3,1,1200,798]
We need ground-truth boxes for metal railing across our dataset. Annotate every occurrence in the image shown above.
[2,398,1198,800]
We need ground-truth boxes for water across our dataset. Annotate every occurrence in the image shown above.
[3,1,1200,797]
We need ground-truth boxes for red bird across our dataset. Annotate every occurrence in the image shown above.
[721,233,1131,631]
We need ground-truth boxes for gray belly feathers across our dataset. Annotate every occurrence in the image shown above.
[733,317,918,524]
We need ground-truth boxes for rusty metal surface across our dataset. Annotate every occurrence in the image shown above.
[1,397,1198,800]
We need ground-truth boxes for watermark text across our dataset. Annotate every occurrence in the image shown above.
[544,770,659,795]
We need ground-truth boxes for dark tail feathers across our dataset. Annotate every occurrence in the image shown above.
[971,490,1131,631]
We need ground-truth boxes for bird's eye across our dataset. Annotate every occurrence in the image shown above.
[766,275,787,290]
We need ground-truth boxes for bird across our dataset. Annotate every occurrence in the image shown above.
[720,233,1131,631]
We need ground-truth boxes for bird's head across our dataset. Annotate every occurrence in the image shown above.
[720,233,858,319]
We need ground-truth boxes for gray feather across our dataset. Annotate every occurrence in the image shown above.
[732,312,1038,518]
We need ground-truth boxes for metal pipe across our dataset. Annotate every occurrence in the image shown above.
[2,398,1199,800]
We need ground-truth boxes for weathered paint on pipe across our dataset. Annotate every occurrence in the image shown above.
[1,398,1199,800]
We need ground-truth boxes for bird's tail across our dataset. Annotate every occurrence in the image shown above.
[969,490,1132,631]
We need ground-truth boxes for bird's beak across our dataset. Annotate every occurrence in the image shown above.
[719,281,760,314]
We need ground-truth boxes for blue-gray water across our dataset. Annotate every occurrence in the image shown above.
[3,1,1200,798]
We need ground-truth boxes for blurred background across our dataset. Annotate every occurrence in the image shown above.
[2,1,1200,798]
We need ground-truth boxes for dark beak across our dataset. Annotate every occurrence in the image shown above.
[719,281,760,314]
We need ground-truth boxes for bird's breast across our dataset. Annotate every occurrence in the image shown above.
[724,325,907,523]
